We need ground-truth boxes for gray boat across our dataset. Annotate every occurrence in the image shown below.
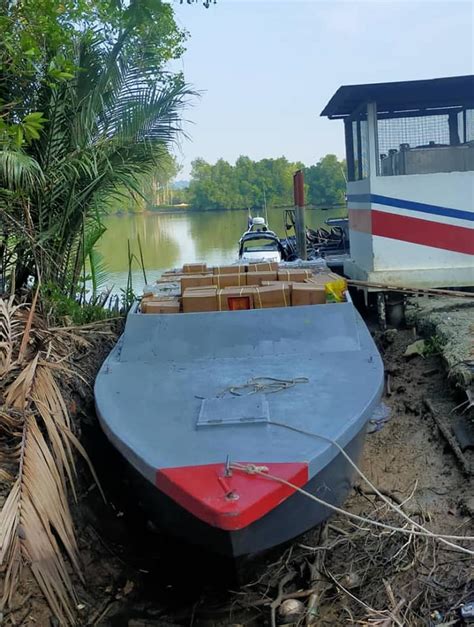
[95,298,384,557]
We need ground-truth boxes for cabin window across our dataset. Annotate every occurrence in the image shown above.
[242,238,279,253]
[377,109,474,176]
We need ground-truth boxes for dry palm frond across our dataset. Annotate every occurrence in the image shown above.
[0,297,106,624]
[0,296,23,376]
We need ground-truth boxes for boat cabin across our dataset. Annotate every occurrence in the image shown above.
[321,75,474,287]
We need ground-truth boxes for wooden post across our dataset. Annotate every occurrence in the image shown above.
[293,170,307,260]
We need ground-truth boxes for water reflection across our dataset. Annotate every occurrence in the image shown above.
[97,207,346,293]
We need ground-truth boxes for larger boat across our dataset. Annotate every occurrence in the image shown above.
[238,216,285,263]
[94,262,384,558]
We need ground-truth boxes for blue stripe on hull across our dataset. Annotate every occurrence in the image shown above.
[347,193,474,223]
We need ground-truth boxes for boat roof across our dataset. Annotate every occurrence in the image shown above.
[320,75,474,119]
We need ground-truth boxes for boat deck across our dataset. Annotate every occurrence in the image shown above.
[95,302,383,485]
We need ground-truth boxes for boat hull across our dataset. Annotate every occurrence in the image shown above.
[95,301,384,556]
[118,427,366,557]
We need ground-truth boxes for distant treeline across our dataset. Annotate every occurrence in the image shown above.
[186,155,347,210]
[106,154,347,213]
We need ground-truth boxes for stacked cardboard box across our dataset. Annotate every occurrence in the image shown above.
[143,261,347,314]
[253,284,291,309]
[182,289,218,313]
[277,269,313,282]
[142,299,180,314]
[261,280,295,293]
[291,284,326,306]
[182,286,255,312]
[217,287,255,311]
[213,273,247,288]
[213,264,247,275]
[183,262,207,273]
[180,274,215,290]
[247,261,279,273]
[246,270,278,285]
[185,285,218,294]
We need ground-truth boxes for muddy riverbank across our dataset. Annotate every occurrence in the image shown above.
[2,310,473,626]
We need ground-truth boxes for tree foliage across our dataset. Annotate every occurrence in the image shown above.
[305,154,347,206]
[187,156,305,210]
[0,1,192,294]
[186,154,346,210]
[0,0,187,151]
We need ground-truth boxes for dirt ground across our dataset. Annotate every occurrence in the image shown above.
[4,325,474,626]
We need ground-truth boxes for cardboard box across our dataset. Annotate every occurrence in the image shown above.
[291,283,326,306]
[252,284,291,309]
[277,269,313,283]
[180,274,215,291]
[182,289,218,313]
[213,273,247,288]
[261,280,295,293]
[305,272,341,285]
[217,287,254,311]
[182,262,207,274]
[246,270,278,286]
[142,294,175,302]
[157,274,185,284]
[246,261,279,273]
[142,299,180,314]
[161,268,182,277]
[212,264,247,275]
[184,285,218,294]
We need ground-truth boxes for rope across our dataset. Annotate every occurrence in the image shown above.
[223,377,309,397]
[264,420,474,543]
[229,462,474,556]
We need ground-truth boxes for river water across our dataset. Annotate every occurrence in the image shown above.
[97,206,346,294]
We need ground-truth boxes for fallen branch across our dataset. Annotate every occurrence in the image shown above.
[245,586,327,608]
[354,485,425,518]
[423,398,473,476]
[270,570,296,627]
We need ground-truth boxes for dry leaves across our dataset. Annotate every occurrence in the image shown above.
[0,296,107,624]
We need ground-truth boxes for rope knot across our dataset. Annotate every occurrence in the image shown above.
[240,463,269,475]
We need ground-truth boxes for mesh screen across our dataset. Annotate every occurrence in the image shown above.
[377,114,450,157]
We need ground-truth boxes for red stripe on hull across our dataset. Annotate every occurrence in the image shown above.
[349,208,474,255]
[372,210,474,255]
[156,462,308,531]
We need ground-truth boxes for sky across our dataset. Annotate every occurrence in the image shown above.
[170,0,474,179]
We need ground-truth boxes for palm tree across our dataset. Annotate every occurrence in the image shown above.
[0,31,193,295]
[0,30,193,623]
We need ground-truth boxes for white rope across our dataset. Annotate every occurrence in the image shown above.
[223,377,309,397]
[229,462,473,555]
[228,463,473,555]
[265,420,474,547]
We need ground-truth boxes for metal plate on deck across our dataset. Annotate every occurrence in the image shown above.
[197,395,269,428]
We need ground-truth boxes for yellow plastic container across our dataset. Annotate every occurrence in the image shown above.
[324,278,347,303]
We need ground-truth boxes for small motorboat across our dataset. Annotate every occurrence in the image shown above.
[239,216,285,263]
[94,270,384,557]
